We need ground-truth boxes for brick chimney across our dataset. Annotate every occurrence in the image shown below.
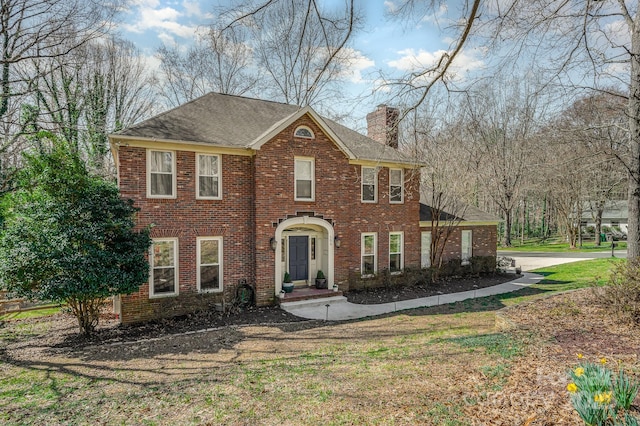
[366,104,399,149]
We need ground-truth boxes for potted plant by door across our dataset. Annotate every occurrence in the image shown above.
[315,270,328,289]
[282,272,294,293]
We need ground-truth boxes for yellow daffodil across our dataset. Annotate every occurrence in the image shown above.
[577,353,583,359]
[574,367,584,377]
[600,358,607,365]
[594,392,612,404]
[567,383,578,393]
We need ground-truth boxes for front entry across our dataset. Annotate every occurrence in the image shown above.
[288,235,309,281]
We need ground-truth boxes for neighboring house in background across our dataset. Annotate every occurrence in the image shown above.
[581,200,628,234]
[108,93,498,324]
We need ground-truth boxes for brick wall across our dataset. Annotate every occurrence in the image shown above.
[254,115,421,305]
[419,224,498,262]
[117,146,255,323]
[116,113,422,322]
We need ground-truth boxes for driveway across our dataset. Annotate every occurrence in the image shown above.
[498,250,627,272]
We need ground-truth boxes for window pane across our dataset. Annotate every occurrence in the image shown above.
[153,241,174,267]
[296,160,312,179]
[200,239,219,265]
[390,169,402,185]
[363,235,374,254]
[363,255,375,275]
[362,184,375,201]
[151,151,172,173]
[296,180,312,198]
[199,176,219,197]
[362,167,375,184]
[153,267,175,293]
[151,173,173,196]
[199,155,218,176]
[421,232,431,268]
[200,265,220,290]
[390,254,402,272]
[390,234,400,253]
[390,185,402,202]
[295,127,313,138]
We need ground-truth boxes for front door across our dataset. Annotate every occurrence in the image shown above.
[288,236,308,281]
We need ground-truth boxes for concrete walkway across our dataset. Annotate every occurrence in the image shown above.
[281,272,544,321]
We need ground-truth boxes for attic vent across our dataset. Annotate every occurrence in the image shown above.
[294,126,314,139]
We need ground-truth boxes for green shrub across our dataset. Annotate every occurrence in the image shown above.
[601,259,640,325]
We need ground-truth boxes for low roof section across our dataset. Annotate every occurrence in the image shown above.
[419,194,500,226]
[111,92,420,167]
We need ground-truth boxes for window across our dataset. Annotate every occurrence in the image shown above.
[421,231,431,268]
[389,168,403,203]
[197,237,222,292]
[361,233,377,276]
[461,230,472,265]
[148,150,175,198]
[295,157,314,201]
[362,167,377,202]
[197,154,221,199]
[294,126,314,139]
[150,239,178,297]
[389,232,403,273]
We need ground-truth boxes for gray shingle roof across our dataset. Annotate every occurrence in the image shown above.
[420,194,500,223]
[114,92,417,165]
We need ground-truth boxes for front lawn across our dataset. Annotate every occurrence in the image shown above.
[499,238,626,252]
[0,258,635,425]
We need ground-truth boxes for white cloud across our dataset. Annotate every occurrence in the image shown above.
[338,48,375,84]
[384,1,397,14]
[422,4,448,24]
[387,47,484,80]
[122,2,198,39]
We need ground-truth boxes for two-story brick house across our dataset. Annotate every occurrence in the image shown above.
[109,93,497,324]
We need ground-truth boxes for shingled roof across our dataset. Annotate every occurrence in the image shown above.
[113,92,418,166]
[419,194,501,223]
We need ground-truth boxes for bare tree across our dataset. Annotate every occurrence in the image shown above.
[31,37,157,174]
[156,26,258,107]
[461,77,544,246]
[168,0,361,109]
[386,0,640,256]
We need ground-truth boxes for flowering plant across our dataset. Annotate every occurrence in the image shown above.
[567,356,639,425]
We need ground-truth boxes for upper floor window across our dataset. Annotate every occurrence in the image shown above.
[150,238,178,297]
[362,166,377,202]
[148,150,175,198]
[389,168,404,203]
[197,154,221,199]
[294,126,314,139]
[197,237,223,292]
[295,157,315,201]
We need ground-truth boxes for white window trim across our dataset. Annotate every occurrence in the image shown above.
[147,149,177,199]
[421,231,432,268]
[361,166,378,203]
[197,237,223,293]
[361,232,377,277]
[294,125,315,139]
[196,153,222,200]
[294,157,315,201]
[389,232,404,274]
[389,168,404,204]
[461,230,473,266]
[149,238,179,298]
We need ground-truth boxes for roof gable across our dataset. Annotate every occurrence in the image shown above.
[111,92,419,167]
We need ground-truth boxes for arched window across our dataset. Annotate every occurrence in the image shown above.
[294,126,314,139]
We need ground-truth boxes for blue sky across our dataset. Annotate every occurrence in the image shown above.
[118,0,486,127]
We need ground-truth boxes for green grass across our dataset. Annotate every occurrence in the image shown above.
[0,306,61,321]
[530,258,622,291]
[446,333,523,359]
[499,237,626,252]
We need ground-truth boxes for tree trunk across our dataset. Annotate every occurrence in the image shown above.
[628,9,640,259]
[503,209,512,246]
[595,202,604,247]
